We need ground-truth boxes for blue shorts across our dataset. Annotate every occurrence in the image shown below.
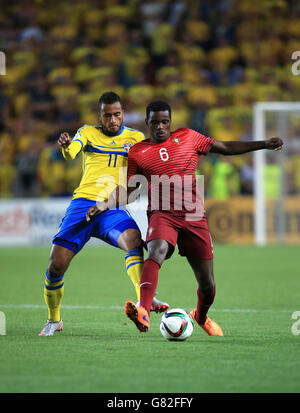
[52,198,140,254]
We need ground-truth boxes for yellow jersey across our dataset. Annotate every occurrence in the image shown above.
[62,124,144,202]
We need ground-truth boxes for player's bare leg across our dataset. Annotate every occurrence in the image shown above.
[117,228,142,251]
[39,245,74,336]
[187,257,223,336]
[118,230,169,312]
[48,244,74,278]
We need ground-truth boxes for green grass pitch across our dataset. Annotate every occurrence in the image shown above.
[0,244,299,393]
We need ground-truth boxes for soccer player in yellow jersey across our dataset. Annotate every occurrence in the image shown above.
[39,92,168,336]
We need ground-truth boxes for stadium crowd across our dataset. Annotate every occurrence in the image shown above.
[0,0,300,199]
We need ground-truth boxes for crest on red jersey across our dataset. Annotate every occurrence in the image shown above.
[172,136,181,145]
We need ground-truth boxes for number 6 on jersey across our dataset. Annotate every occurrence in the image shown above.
[159,147,169,161]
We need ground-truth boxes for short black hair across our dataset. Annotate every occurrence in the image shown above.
[146,100,171,119]
[98,91,122,109]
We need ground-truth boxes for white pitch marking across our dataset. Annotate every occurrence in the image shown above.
[0,304,294,313]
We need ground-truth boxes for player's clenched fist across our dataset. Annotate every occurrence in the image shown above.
[58,132,72,148]
[86,201,108,221]
[265,137,283,151]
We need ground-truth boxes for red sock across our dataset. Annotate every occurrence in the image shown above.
[196,285,216,325]
[140,258,161,315]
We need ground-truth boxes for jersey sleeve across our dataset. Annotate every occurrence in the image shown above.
[191,129,215,155]
[127,148,144,195]
[132,130,145,144]
[127,149,140,182]
[62,125,89,160]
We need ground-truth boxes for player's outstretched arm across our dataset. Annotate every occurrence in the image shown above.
[210,137,283,155]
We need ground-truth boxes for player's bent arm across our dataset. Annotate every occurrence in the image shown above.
[86,185,139,221]
[61,140,83,160]
[58,130,87,160]
[210,137,283,155]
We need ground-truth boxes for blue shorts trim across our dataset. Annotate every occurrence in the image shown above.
[53,238,78,254]
[52,198,140,254]
[106,219,139,248]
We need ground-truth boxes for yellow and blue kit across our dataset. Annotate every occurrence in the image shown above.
[52,124,145,254]
[61,124,144,202]
[43,124,146,321]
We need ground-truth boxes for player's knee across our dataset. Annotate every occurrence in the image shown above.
[48,258,67,278]
[158,244,169,258]
[118,228,142,251]
[128,232,143,249]
[147,241,168,264]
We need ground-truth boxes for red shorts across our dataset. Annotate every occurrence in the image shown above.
[146,211,213,260]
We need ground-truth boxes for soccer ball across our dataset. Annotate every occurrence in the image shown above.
[160,308,194,341]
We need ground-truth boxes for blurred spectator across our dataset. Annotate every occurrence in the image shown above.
[239,154,254,195]
[208,156,241,199]
[140,0,168,37]
[165,1,187,27]
[14,143,40,198]
[0,0,299,199]
[264,152,282,200]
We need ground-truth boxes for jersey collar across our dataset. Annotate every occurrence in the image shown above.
[100,124,124,137]
[115,125,124,136]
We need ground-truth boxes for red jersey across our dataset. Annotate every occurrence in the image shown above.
[127,128,215,218]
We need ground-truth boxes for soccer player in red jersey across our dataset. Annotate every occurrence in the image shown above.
[87,101,283,335]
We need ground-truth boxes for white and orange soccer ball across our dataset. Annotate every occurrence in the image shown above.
[160,308,194,341]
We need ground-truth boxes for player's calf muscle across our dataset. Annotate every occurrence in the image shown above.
[48,246,73,277]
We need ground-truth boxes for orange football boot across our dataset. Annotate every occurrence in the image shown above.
[125,300,150,332]
[189,309,223,336]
